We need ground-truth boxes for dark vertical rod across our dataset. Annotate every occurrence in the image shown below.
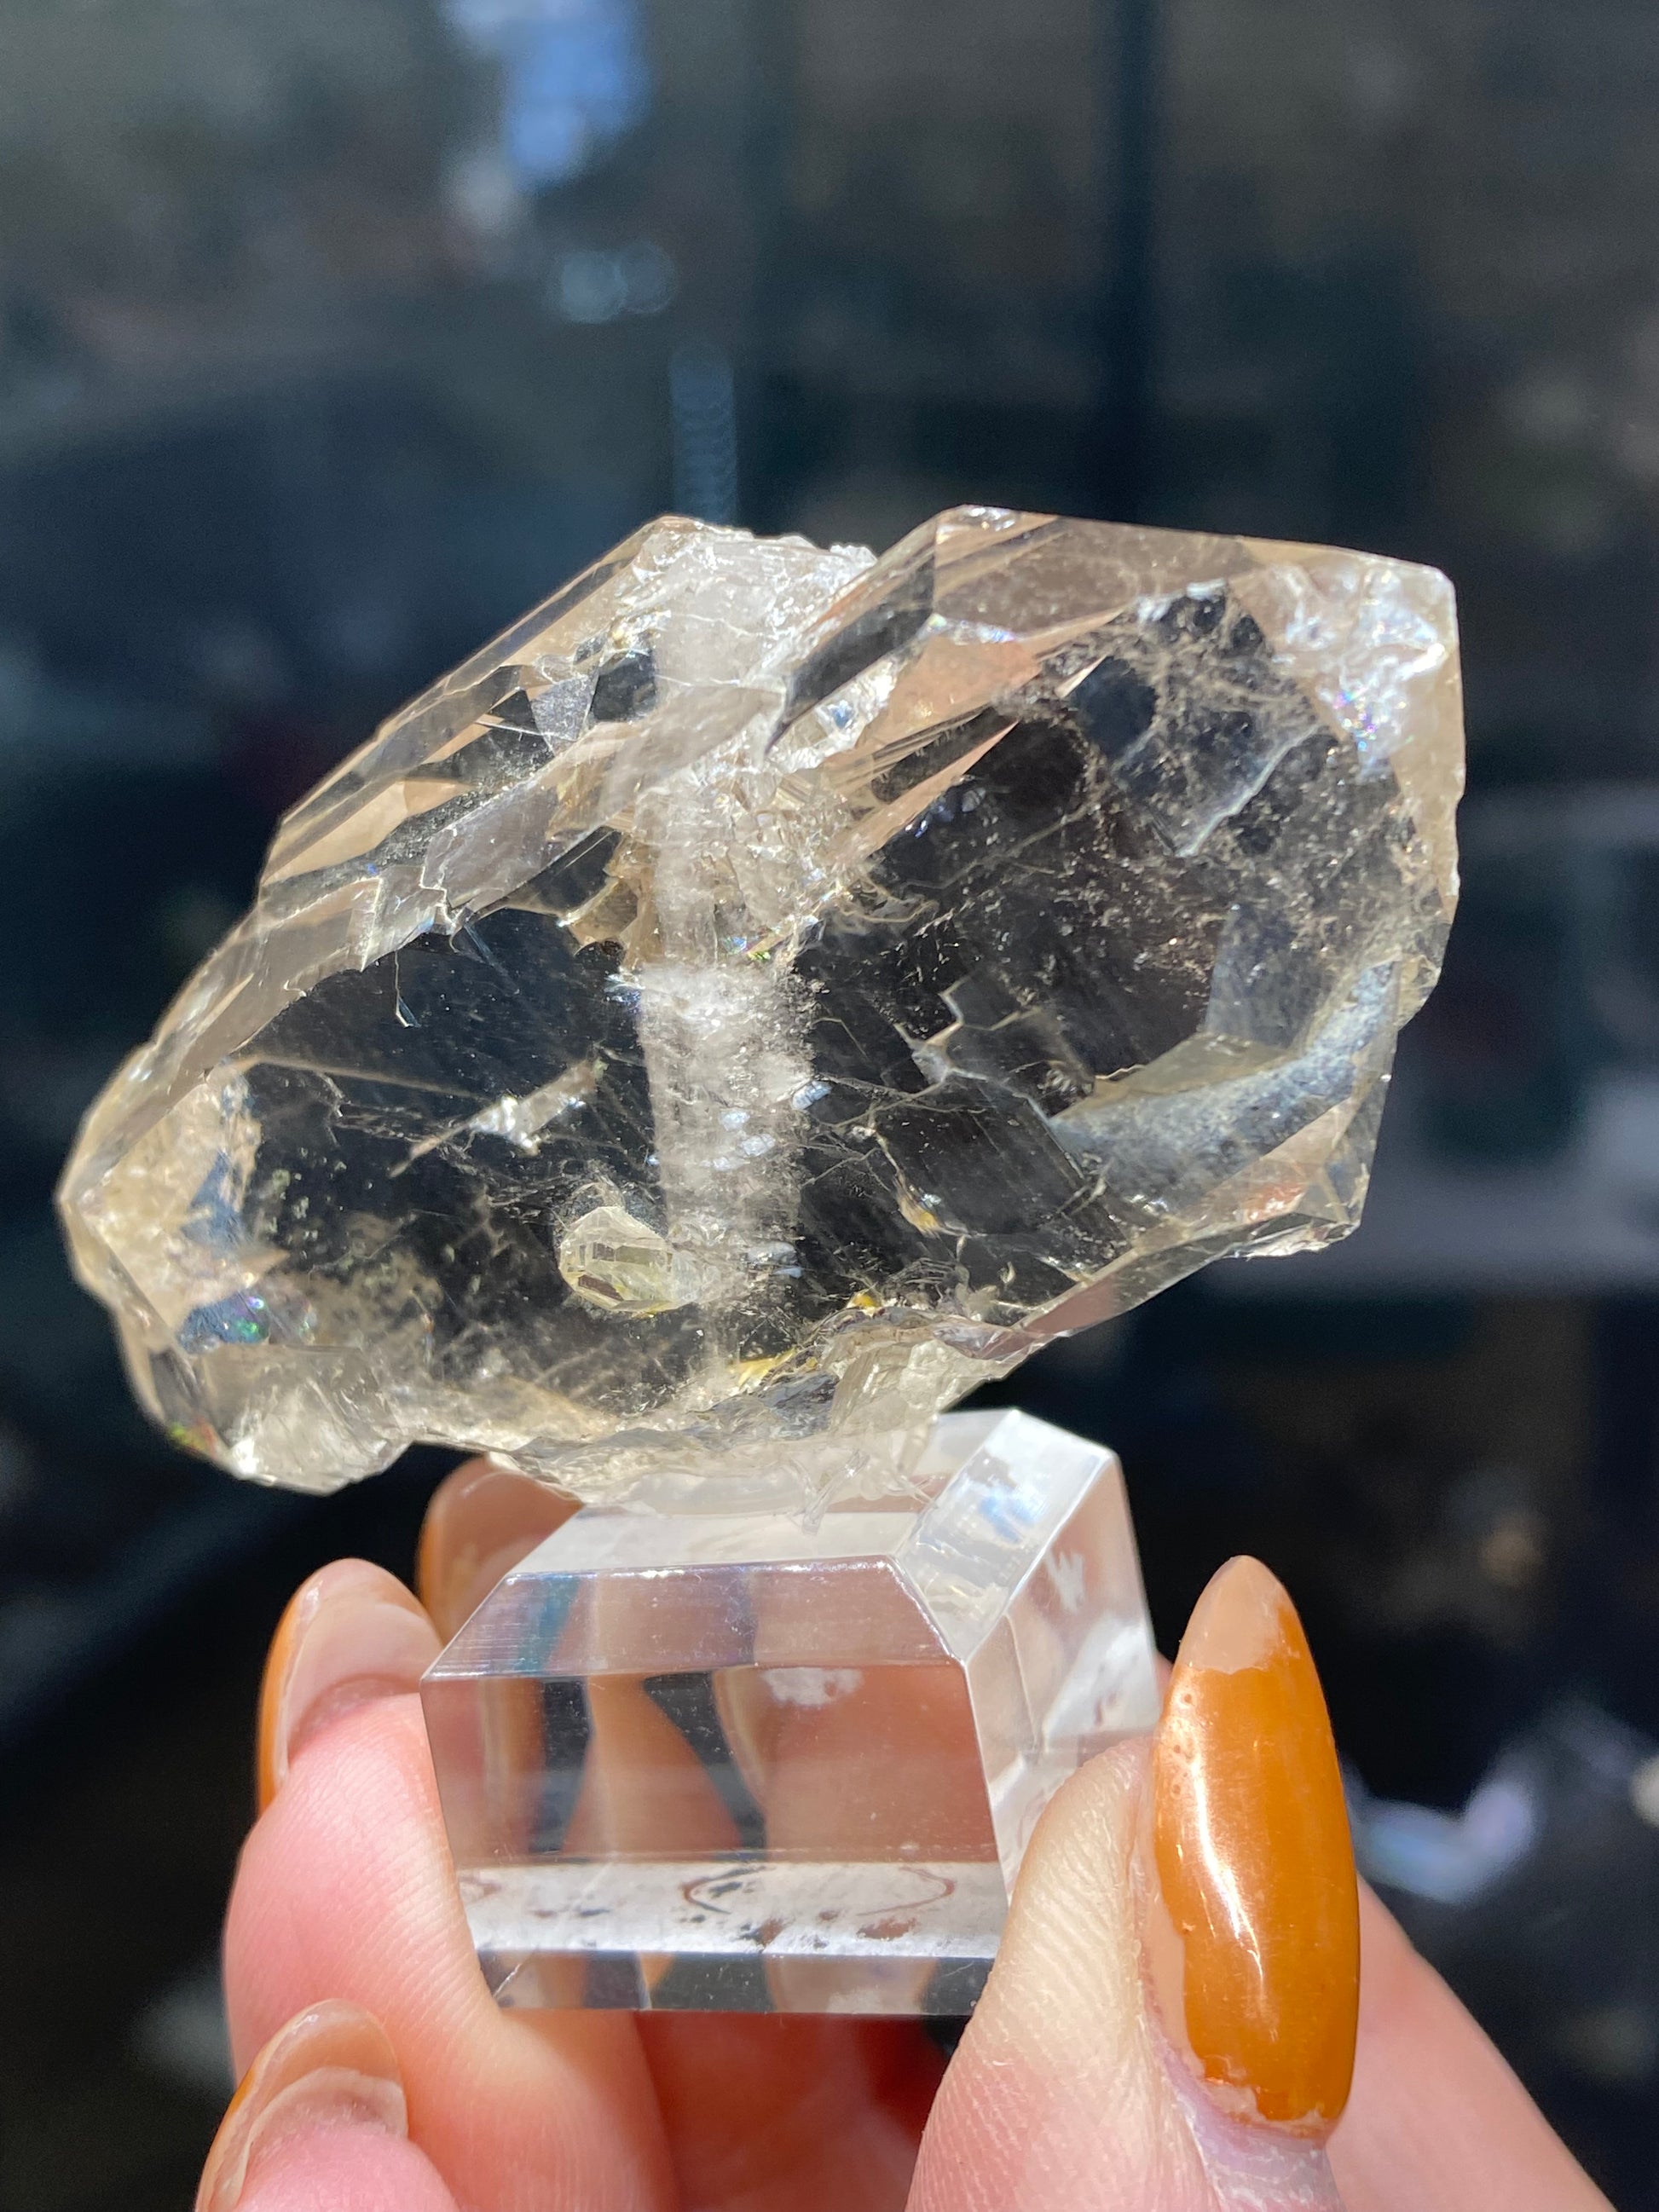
[1098,0,1161,523]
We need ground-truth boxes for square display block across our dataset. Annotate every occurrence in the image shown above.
[422,1408,1157,2015]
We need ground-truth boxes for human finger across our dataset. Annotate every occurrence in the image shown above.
[424,1470,951,2197]
[417,1457,578,1640]
[257,1558,439,1811]
[1131,1640,1604,2209]
[910,1556,1359,2210]
[226,1561,673,2211]
[638,2014,942,2212]
[1329,1885,1612,2212]
[196,1999,458,2212]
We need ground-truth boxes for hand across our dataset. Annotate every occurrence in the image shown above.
[202,1458,1612,2211]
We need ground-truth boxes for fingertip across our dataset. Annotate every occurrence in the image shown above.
[224,1697,671,2212]
[914,1740,1347,2209]
[234,2128,460,2212]
[257,1560,439,1811]
[1147,1553,1357,2136]
[417,1456,577,1639]
[227,1698,471,2078]
[199,1999,419,2212]
[912,1739,1176,2211]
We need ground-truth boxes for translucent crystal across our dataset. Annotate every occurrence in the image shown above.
[56,509,1462,1506]
[422,1407,1159,2012]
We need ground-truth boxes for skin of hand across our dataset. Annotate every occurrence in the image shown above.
[204,1458,1615,2212]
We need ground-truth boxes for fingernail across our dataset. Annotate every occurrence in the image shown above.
[257,1561,441,1811]
[417,1455,576,1641]
[196,2000,405,2211]
[1142,1556,1359,2140]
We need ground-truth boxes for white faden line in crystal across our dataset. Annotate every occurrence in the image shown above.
[632,956,812,1333]
[56,508,1464,1509]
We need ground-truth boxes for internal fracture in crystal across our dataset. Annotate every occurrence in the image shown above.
[57,509,1463,1505]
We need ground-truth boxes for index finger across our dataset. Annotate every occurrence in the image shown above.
[225,1562,673,2212]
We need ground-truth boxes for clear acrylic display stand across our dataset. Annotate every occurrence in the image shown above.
[422,1408,1157,2015]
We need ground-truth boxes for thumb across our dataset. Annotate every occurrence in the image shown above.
[910,1558,1350,2212]
[197,2001,460,2212]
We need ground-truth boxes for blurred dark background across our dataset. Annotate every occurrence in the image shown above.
[3,1,1659,2204]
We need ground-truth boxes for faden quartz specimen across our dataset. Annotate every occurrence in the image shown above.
[57,509,1462,1508]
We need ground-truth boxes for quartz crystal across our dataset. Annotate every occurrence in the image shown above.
[56,509,1462,1507]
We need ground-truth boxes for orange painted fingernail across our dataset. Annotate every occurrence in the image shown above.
[1142,1556,1359,2139]
[196,2000,404,2211]
[257,1561,440,1811]
[416,1455,575,1641]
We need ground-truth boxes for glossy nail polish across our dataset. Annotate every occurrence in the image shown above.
[1144,1555,1359,2138]
[257,1560,440,1810]
[196,2001,405,2211]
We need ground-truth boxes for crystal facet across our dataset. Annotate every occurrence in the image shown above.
[421,1407,1159,2013]
[56,509,1462,1506]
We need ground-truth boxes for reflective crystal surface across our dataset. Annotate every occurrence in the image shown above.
[56,508,1462,1505]
[422,1408,1158,2013]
